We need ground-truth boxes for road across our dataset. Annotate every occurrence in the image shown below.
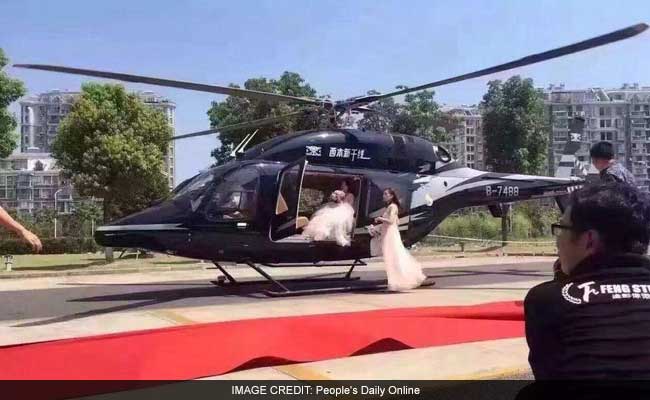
[0,260,552,328]
[0,256,553,381]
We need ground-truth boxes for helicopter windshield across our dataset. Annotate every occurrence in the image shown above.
[172,163,237,199]
[203,166,260,221]
[172,170,214,198]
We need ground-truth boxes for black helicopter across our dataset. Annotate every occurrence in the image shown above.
[14,23,647,296]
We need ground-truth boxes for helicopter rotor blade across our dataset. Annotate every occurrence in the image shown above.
[13,64,326,107]
[171,109,313,141]
[350,23,648,107]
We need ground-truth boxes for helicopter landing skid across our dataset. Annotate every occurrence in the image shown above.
[210,259,386,296]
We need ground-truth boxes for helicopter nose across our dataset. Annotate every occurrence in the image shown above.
[94,200,190,252]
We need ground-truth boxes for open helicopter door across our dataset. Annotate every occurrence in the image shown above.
[270,158,308,241]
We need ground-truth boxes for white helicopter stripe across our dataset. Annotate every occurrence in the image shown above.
[97,224,187,232]
[434,167,486,179]
[411,176,503,209]
[410,213,428,221]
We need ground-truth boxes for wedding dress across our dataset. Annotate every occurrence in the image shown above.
[377,204,426,291]
[302,200,355,247]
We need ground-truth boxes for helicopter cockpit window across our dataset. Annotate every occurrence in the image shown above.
[416,159,432,173]
[434,145,452,163]
[173,171,214,198]
[204,166,259,221]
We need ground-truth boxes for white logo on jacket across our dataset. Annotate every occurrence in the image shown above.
[562,281,598,304]
[562,281,650,304]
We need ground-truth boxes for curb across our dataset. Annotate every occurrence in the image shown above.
[0,264,205,279]
[0,253,555,280]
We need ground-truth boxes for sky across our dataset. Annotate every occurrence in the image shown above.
[1,0,649,183]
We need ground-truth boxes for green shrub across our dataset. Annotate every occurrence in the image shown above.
[434,205,553,241]
[436,211,501,239]
[510,211,532,239]
[0,237,100,255]
[515,200,560,237]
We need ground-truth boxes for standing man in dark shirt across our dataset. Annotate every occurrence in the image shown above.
[589,141,636,184]
[524,182,650,379]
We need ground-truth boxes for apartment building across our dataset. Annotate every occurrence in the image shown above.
[19,89,176,189]
[0,153,74,214]
[440,105,485,170]
[545,83,650,190]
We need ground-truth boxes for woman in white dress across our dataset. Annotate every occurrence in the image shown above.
[340,179,355,206]
[302,190,355,247]
[374,188,427,291]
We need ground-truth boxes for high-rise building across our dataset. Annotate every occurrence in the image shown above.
[135,91,176,189]
[0,153,75,214]
[20,90,78,154]
[19,89,176,189]
[4,89,177,214]
[544,84,650,191]
[440,105,485,170]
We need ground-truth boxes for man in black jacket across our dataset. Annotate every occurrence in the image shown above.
[589,141,636,185]
[525,182,650,379]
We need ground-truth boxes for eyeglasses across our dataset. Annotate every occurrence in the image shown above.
[551,223,579,236]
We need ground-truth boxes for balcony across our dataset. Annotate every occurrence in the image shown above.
[34,182,57,188]
[17,192,33,200]
[553,110,569,119]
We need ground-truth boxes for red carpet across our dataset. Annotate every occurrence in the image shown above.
[0,300,524,382]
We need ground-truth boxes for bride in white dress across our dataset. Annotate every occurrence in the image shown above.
[340,179,355,206]
[302,190,355,246]
[373,188,427,291]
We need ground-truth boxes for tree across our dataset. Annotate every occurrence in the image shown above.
[359,88,456,143]
[73,200,103,236]
[207,72,323,165]
[33,208,57,237]
[357,90,401,133]
[52,83,172,222]
[481,76,548,174]
[0,49,25,158]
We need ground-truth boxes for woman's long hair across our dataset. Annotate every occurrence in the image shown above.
[384,188,401,210]
[341,178,355,194]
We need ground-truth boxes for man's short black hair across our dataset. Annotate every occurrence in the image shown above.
[589,141,615,160]
[569,182,650,254]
